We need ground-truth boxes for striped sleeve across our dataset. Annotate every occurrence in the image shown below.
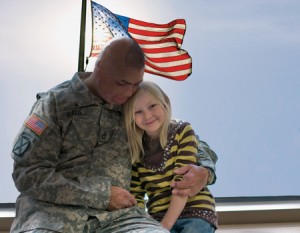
[172,122,198,182]
[130,163,146,208]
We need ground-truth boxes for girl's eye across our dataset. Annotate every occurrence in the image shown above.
[135,111,142,115]
[150,104,157,109]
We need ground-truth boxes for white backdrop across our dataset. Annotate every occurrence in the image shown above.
[1,0,300,203]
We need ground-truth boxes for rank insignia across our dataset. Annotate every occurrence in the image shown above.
[13,136,30,156]
[25,114,48,136]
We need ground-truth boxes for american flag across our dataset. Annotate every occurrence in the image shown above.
[90,1,192,81]
[25,114,48,136]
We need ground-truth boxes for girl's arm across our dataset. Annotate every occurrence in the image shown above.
[161,121,198,230]
[160,194,188,230]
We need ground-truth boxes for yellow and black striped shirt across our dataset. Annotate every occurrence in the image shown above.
[130,120,218,227]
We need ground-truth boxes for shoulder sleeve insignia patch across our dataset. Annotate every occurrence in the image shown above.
[25,114,48,136]
[13,136,30,156]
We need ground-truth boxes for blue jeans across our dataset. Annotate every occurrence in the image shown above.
[170,218,216,233]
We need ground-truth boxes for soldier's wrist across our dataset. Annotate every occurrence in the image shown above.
[206,168,214,185]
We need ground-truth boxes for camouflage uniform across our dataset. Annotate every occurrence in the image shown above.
[11,73,169,233]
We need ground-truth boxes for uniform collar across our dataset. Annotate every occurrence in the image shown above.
[72,72,122,112]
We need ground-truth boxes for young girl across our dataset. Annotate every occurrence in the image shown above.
[123,81,217,233]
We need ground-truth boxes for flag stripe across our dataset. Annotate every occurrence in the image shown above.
[145,68,191,81]
[138,41,181,49]
[130,18,186,30]
[129,32,184,46]
[145,56,191,71]
[143,50,190,59]
[146,57,192,68]
[146,62,191,72]
[133,39,184,54]
[128,27,186,38]
[142,46,178,54]
[147,67,190,80]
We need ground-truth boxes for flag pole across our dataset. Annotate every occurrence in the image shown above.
[78,0,87,72]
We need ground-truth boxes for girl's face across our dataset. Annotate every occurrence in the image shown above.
[134,90,166,139]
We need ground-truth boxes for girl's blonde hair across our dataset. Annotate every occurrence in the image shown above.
[123,81,172,164]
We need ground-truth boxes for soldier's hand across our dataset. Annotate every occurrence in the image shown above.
[107,186,137,211]
[170,164,209,197]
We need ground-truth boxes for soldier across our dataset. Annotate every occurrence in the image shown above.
[11,37,217,233]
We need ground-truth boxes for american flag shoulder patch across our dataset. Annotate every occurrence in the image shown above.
[25,114,48,136]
